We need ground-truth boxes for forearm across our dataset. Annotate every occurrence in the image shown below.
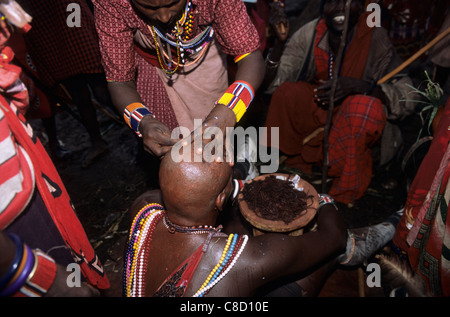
[213,50,264,124]
[107,80,143,114]
[264,39,285,87]
[256,205,347,280]
[315,204,347,252]
[290,205,347,271]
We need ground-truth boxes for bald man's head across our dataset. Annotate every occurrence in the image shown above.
[159,150,233,222]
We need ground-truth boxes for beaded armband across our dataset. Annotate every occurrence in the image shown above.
[215,80,254,122]
[233,53,250,63]
[123,103,154,137]
[0,233,57,297]
[318,193,338,210]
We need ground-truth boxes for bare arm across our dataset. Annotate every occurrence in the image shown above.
[107,80,142,114]
[244,204,347,288]
[200,50,266,135]
[235,49,265,93]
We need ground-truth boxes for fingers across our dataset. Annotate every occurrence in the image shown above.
[314,86,329,108]
[313,79,346,108]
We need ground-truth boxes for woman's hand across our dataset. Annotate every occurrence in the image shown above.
[139,115,180,158]
[189,104,236,162]
[269,1,290,44]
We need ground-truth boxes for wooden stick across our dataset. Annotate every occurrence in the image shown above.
[302,127,324,145]
[321,0,352,193]
[377,26,450,84]
[358,267,365,297]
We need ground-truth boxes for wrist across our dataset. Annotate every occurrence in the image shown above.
[123,103,155,137]
[318,194,338,211]
[265,47,282,69]
[363,81,377,96]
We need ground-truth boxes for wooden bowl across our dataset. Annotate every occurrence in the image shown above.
[237,173,319,236]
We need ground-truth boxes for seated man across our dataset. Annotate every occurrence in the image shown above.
[263,0,415,204]
[235,173,403,296]
[124,145,347,297]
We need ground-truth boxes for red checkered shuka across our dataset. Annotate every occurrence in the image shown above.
[327,95,386,204]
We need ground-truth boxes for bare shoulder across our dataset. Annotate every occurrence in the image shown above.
[129,189,164,222]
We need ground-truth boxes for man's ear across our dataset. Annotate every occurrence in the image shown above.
[215,192,227,212]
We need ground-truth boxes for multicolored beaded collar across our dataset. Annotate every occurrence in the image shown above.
[149,0,214,76]
[124,203,248,297]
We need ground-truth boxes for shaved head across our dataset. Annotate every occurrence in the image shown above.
[159,149,233,222]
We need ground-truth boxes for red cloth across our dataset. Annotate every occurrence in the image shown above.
[0,38,109,289]
[313,16,373,81]
[393,99,450,296]
[153,243,205,297]
[265,16,382,204]
[0,95,110,289]
[327,95,385,203]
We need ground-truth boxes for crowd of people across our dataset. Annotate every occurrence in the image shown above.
[0,0,448,298]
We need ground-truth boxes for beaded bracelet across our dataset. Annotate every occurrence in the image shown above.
[318,193,338,211]
[123,103,155,137]
[13,249,57,297]
[0,233,24,292]
[215,80,255,122]
[232,179,247,199]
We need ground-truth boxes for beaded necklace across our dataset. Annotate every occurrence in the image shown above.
[124,203,165,297]
[124,203,249,297]
[328,50,334,79]
[163,213,221,235]
[152,24,182,76]
[193,233,248,297]
[149,0,214,77]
